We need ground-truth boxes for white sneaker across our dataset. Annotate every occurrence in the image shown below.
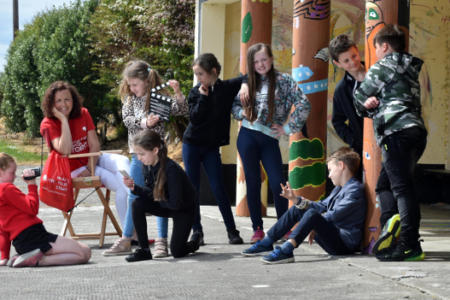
[153,238,168,258]
[103,238,132,256]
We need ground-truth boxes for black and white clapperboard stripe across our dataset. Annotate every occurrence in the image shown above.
[149,82,174,121]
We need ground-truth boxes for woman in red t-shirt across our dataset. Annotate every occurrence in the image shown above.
[0,153,91,267]
[39,81,130,229]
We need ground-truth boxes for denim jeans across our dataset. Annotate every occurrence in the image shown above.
[123,155,168,238]
[237,127,288,231]
[376,126,427,246]
[266,206,353,255]
[182,143,237,232]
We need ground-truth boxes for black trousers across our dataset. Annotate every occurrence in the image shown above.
[132,196,195,258]
[376,126,427,247]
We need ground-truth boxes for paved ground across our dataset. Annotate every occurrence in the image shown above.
[1,166,450,299]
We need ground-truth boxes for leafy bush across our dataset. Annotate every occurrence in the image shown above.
[0,0,107,137]
[0,0,195,140]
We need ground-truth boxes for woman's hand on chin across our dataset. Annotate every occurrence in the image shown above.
[52,107,67,121]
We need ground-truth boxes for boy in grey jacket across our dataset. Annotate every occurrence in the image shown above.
[241,147,366,264]
[354,24,427,261]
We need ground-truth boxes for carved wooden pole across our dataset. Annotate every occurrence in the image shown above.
[236,0,272,217]
[289,0,330,203]
[363,0,410,253]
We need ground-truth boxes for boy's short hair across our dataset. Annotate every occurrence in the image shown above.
[0,153,15,171]
[327,147,360,176]
[328,34,357,62]
[373,24,405,53]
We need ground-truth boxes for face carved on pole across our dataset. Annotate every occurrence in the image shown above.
[365,2,383,36]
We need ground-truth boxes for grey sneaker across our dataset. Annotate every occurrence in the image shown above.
[153,238,169,258]
[103,238,132,256]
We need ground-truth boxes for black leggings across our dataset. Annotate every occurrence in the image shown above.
[132,196,195,258]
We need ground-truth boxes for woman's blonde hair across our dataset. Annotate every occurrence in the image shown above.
[118,60,166,112]
[0,153,15,171]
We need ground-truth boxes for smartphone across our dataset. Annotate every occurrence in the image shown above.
[119,170,130,179]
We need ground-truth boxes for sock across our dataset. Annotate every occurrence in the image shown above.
[259,236,274,247]
[280,241,295,254]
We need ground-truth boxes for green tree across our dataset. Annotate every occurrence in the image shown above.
[0,0,108,137]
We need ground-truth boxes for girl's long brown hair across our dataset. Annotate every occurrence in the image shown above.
[133,130,168,201]
[246,43,276,123]
[118,60,166,112]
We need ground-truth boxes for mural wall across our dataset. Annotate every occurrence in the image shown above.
[220,0,449,168]
[272,0,449,166]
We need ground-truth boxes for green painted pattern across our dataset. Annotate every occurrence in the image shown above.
[288,161,326,190]
[242,12,253,43]
[289,138,324,161]
[368,8,380,20]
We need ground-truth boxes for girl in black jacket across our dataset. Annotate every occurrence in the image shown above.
[124,130,199,261]
[182,53,245,246]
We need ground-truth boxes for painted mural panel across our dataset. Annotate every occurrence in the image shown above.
[223,0,448,168]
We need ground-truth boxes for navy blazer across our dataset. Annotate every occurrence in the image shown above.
[307,177,366,251]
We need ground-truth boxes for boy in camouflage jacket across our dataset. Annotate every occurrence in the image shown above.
[354,24,427,261]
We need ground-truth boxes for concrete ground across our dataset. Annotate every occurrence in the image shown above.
[1,166,449,300]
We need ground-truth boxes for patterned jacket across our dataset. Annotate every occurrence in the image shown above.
[353,52,426,145]
[231,71,310,138]
[122,94,188,153]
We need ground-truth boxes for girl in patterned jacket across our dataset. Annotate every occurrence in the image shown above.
[232,43,311,243]
[103,60,187,257]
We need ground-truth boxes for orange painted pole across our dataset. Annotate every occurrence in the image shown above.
[236,0,272,217]
[289,0,330,203]
[363,0,410,253]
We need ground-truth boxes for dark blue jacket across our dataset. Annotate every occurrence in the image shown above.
[332,71,364,155]
[307,177,366,251]
[183,76,244,148]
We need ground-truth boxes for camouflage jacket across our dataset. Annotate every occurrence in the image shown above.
[353,52,426,145]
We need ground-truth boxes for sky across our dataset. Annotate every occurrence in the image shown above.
[0,0,76,72]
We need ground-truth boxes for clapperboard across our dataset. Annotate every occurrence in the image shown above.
[149,82,174,121]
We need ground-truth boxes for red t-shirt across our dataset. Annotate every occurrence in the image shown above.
[0,183,42,259]
[40,108,96,171]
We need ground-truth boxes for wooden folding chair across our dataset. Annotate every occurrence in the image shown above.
[60,151,123,248]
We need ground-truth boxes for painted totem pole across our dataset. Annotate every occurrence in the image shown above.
[289,0,330,203]
[363,0,410,252]
[236,0,272,217]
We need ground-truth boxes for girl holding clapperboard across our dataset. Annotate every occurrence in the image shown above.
[103,60,188,258]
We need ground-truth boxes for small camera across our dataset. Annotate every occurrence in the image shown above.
[23,167,41,180]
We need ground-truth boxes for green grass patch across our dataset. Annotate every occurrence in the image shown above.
[0,139,45,163]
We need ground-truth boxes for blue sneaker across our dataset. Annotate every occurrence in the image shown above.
[241,241,273,257]
[261,246,294,264]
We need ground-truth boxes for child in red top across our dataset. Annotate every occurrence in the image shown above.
[0,153,91,267]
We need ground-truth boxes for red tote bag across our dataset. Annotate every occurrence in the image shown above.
[39,150,74,212]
